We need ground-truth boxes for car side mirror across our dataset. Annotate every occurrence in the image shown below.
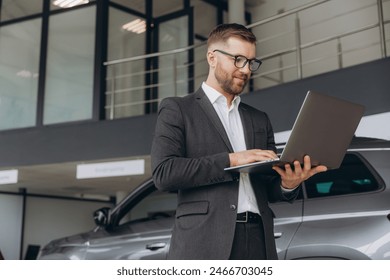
[93,207,110,227]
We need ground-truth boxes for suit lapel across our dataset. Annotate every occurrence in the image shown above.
[239,104,255,150]
[194,89,235,153]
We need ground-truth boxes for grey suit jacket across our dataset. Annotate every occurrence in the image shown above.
[151,88,297,260]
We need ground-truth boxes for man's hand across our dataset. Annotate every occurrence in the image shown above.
[272,155,327,189]
[229,149,279,167]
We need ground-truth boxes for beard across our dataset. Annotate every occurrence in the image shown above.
[214,65,250,96]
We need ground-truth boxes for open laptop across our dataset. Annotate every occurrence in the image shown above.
[224,90,365,174]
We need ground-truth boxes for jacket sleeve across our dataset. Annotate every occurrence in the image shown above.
[151,98,237,192]
[250,109,300,203]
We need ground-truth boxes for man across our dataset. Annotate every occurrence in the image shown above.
[151,23,327,260]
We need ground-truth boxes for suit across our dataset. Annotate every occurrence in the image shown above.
[151,87,297,259]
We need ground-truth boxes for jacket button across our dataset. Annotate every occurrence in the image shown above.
[230,204,237,211]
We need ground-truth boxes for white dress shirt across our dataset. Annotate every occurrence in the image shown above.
[202,82,260,214]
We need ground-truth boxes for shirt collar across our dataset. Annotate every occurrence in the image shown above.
[202,82,241,107]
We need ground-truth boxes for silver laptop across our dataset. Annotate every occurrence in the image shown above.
[224,90,365,174]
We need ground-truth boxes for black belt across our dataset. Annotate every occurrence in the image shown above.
[236,212,262,223]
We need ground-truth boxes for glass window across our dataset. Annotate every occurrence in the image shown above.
[111,0,183,16]
[192,0,217,39]
[110,0,145,14]
[44,6,96,125]
[192,0,217,92]
[153,0,183,17]
[0,0,42,21]
[158,16,189,100]
[0,19,41,130]
[107,8,146,62]
[105,8,146,119]
[304,153,381,198]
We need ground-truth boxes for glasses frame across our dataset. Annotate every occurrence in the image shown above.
[213,49,262,72]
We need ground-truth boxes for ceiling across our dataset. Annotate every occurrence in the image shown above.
[0,155,152,200]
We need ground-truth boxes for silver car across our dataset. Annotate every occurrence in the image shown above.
[38,137,390,260]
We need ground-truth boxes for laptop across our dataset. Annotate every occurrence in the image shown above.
[224,90,365,174]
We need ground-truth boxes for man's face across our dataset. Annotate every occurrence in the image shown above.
[213,38,256,96]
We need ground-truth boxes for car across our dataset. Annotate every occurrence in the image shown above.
[38,137,390,260]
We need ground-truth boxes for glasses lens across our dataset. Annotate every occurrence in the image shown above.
[234,56,248,68]
[249,60,262,71]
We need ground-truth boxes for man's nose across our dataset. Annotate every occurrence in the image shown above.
[239,63,252,75]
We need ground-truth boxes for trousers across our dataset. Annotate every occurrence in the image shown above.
[229,218,267,260]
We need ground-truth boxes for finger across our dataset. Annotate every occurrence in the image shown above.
[315,165,328,173]
[272,166,284,176]
[256,149,278,158]
[293,160,302,176]
[284,163,293,176]
[252,150,278,160]
[303,155,312,171]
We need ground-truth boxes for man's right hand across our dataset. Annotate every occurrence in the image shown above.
[229,149,279,167]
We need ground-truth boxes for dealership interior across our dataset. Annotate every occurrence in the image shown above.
[0,0,389,260]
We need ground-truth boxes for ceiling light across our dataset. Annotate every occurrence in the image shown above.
[122,19,146,34]
[53,0,89,8]
[16,70,39,78]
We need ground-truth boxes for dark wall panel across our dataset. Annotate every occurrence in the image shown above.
[0,115,157,168]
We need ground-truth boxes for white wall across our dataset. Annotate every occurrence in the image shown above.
[0,194,23,260]
[0,193,112,260]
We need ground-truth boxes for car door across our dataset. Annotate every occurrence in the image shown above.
[285,152,389,260]
[84,219,173,260]
[270,191,303,260]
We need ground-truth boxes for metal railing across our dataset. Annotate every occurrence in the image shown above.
[104,0,389,120]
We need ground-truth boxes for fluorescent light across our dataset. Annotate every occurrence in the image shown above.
[122,19,146,34]
[17,70,33,78]
[16,69,39,79]
[16,70,39,78]
[53,0,89,8]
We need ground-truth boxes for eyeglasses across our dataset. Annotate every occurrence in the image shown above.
[213,49,262,72]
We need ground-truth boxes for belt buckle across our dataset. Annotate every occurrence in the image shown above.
[237,212,248,223]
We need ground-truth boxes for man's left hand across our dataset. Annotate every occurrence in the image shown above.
[272,155,327,189]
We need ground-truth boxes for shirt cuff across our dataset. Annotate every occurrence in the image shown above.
[280,184,299,193]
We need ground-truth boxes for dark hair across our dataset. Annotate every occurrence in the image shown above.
[207,23,257,48]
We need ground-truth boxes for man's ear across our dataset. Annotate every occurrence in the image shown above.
[207,50,216,67]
